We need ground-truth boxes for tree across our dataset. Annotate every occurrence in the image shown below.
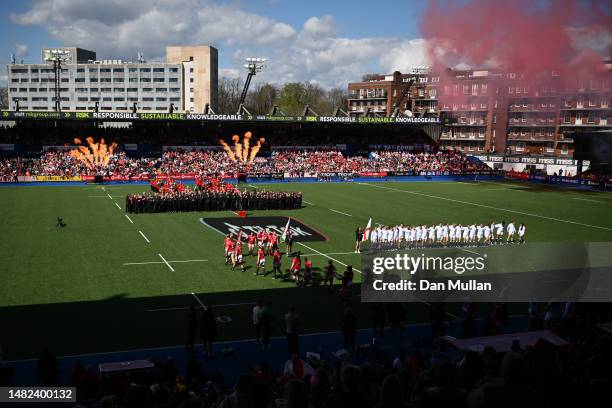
[278,82,306,116]
[0,87,8,109]
[245,83,279,114]
[323,87,348,115]
[217,77,243,114]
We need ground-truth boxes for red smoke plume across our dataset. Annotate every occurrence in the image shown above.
[421,0,611,90]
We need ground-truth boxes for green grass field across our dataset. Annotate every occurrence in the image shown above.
[1,179,612,359]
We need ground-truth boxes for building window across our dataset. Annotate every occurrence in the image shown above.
[139,68,151,72]
[153,68,165,72]
[143,88,153,92]
[100,78,111,82]
[170,67,179,73]
[90,88,98,92]
[189,78,194,83]
[103,97,112,101]
[101,88,111,92]
[129,68,138,72]
[90,78,98,82]
[153,78,165,82]
[156,88,167,92]
[113,97,124,101]
[140,78,151,82]
[190,88,194,93]
[129,78,138,82]
[168,77,178,82]
[114,78,124,82]
[143,97,154,101]
[127,88,138,92]
[113,88,125,92]
[156,97,167,101]
[190,97,194,102]
[100,68,111,73]
[113,68,124,73]
[75,78,85,82]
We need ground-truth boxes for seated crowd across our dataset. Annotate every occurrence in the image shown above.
[0,149,488,179]
[21,302,612,408]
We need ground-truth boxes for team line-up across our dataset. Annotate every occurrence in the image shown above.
[363,220,526,250]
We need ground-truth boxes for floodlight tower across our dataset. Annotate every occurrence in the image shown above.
[44,49,71,112]
[238,57,266,109]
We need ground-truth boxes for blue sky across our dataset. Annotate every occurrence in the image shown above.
[0,0,429,87]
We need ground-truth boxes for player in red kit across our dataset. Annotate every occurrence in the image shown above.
[303,257,313,286]
[291,254,301,283]
[232,242,245,272]
[247,232,256,255]
[256,230,265,249]
[255,247,266,276]
[266,231,274,255]
[224,235,233,265]
[272,248,282,279]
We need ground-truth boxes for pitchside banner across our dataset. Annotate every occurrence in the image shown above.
[200,216,326,242]
[0,110,441,125]
[361,242,612,302]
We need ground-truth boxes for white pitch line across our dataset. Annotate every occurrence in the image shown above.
[138,230,150,243]
[572,197,605,203]
[158,253,175,272]
[123,259,208,266]
[300,251,358,257]
[88,195,112,197]
[303,200,314,205]
[107,193,113,199]
[114,202,122,210]
[329,208,353,217]
[125,214,134,224]
[147,301,256,312]
[360,182,612,231]
[191,292,206,309]
[461,248,482,256]
[248,184,259,189]
[102,187,106,191]
[296,242,361,273]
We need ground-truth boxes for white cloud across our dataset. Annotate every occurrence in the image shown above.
[11,0,430,88]
[14,44,29,58]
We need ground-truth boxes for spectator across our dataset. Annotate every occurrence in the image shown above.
[252,301,263,346]
[322,364,372,408]
[375,374,404,408]
[285,307,300,357]
[37,347,59,385]
[200,306,218,357]
[341,308,358,351]
[186,304,199,350]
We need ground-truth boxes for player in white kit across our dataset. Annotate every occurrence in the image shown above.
[518,223,526,243]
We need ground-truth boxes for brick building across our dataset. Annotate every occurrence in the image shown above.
[348,64,612,157]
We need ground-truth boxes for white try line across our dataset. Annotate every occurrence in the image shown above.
[461,248,482,256]
[123,259,208,266]
[107,193,113,200]
[329,208,353,217]
[88,195,113,198]
[359,182,612,231]
[303,200,314,205]
[147,301,256,312]
[114,202,122,210]
[158,253,175,272]
[572,197,605,203]
[138,230,150,243]
[199,218,226,235]
[296,242,361,273]
[248,184,259,189]
[125,214,134,224]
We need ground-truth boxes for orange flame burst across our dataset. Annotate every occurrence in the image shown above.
[220,131,264,163]
[69,137,117,168]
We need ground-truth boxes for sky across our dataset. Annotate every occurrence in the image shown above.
[0,0,430,88]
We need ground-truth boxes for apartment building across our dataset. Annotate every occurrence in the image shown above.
[349,64,611,156]
[7,45,218,113]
